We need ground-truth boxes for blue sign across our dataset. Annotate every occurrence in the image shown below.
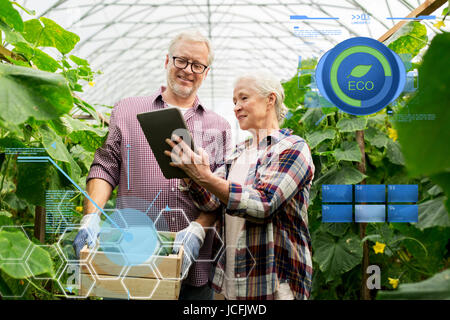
[322,184,353,203]
[316,37,406,115]
[322,205,353,222]
[355,184,386,203]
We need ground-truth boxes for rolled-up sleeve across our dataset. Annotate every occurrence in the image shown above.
[226,140,314,222]
[86,106,122,189]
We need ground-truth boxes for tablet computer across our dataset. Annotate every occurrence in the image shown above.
[137,108,195,179]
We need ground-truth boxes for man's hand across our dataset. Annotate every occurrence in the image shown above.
[73,212,101,258]
[172,221,206,278]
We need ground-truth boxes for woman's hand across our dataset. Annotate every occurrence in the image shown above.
[164,134,212,185]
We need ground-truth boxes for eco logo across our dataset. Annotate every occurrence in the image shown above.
[316,37,406,115]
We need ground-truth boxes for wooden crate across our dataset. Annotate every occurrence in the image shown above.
[79,232,183,300]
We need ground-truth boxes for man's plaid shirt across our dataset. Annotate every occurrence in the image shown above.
[86,87,231,287]
[188,128,315,299]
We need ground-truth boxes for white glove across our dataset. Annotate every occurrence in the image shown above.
[173,221,206,278]
[73,212,101,258]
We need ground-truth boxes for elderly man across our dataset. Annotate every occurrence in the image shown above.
[73,30,231,300]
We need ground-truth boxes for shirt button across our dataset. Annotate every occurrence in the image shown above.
[171,187,175,192]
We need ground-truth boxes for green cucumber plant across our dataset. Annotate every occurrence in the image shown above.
[0,0,108,299]
[282,20,450,299]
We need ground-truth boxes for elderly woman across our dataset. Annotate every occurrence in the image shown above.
[165,70,314,300]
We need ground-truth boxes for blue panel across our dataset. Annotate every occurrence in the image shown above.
[388,185,418,202]
[322,205,353,222]
[322,185,353,203]
[355,184,385,203]
[355,205,385,222]
[388,205,418,223]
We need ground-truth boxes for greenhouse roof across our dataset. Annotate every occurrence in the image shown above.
[16,0,448,140]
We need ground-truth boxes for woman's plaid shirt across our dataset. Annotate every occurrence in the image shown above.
[188,128,315,300]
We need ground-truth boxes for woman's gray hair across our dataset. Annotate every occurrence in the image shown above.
[168,30,214,65]
[234,70,289,125]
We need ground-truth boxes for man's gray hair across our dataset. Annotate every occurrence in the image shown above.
[168,30,214,65]
[234,70,289,125]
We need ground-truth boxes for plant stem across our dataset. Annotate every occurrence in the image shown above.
[385,243,433,276]
[25,278,52,297]
[0,154,11,198]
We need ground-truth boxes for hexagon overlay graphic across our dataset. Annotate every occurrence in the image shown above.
[56,262,96,299]
[0,263,31,298]
[25,244,66,281]
[0,225,32,261]
[121,264,160,299]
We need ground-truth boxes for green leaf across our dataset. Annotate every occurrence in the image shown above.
[0,215,12,227]
[386,140,405,165]
[22,18,80,55]
[333,141,362,162]
[305,129,336,149]
[0,64,73,124]
[321,223,350,237]
[3,192,28,211]
[0,231,53,279]
[26,245,54,278]
[39,124,82,183]
[0,0,24,31]
[366,113,386,126]
[64,115,108,153]
[13,42,61,72]
[388,22,428,58]
[430,172,450,212]
[62,115,107,137]
[314,165,367,185]
[0,20,25,44]
[21,19,42,43]
[312,231,363,282]
[70,144,94,171]
[74,99,101,123]
[16,162,50,206]
[0,230,31,261]
[70,131,106,153]
[0,137,26,150]
[39,125,72,163]
[0,210,12,218]
[3,54,30,68]
[336,117,367,132]
[427,185,443,197]
[347,64,372,78]
[69,55,89,66]
[364,127,389,148]
[417,196,450,230]
[377,269,450,300]
[282,73,312,110]
[0,263,31,279]
[16,162,64,206]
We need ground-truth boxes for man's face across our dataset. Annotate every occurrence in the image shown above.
[165,39,210,99]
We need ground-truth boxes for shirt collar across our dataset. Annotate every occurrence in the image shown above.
[152,86,205,112]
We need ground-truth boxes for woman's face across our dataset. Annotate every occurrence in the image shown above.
[233,79,272,131]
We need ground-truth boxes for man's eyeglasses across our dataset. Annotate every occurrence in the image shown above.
[171,56,209,74]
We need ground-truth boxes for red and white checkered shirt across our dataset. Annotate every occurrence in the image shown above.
[87,86,232,286]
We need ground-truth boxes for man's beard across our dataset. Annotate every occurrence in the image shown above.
[167,69,196,98]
